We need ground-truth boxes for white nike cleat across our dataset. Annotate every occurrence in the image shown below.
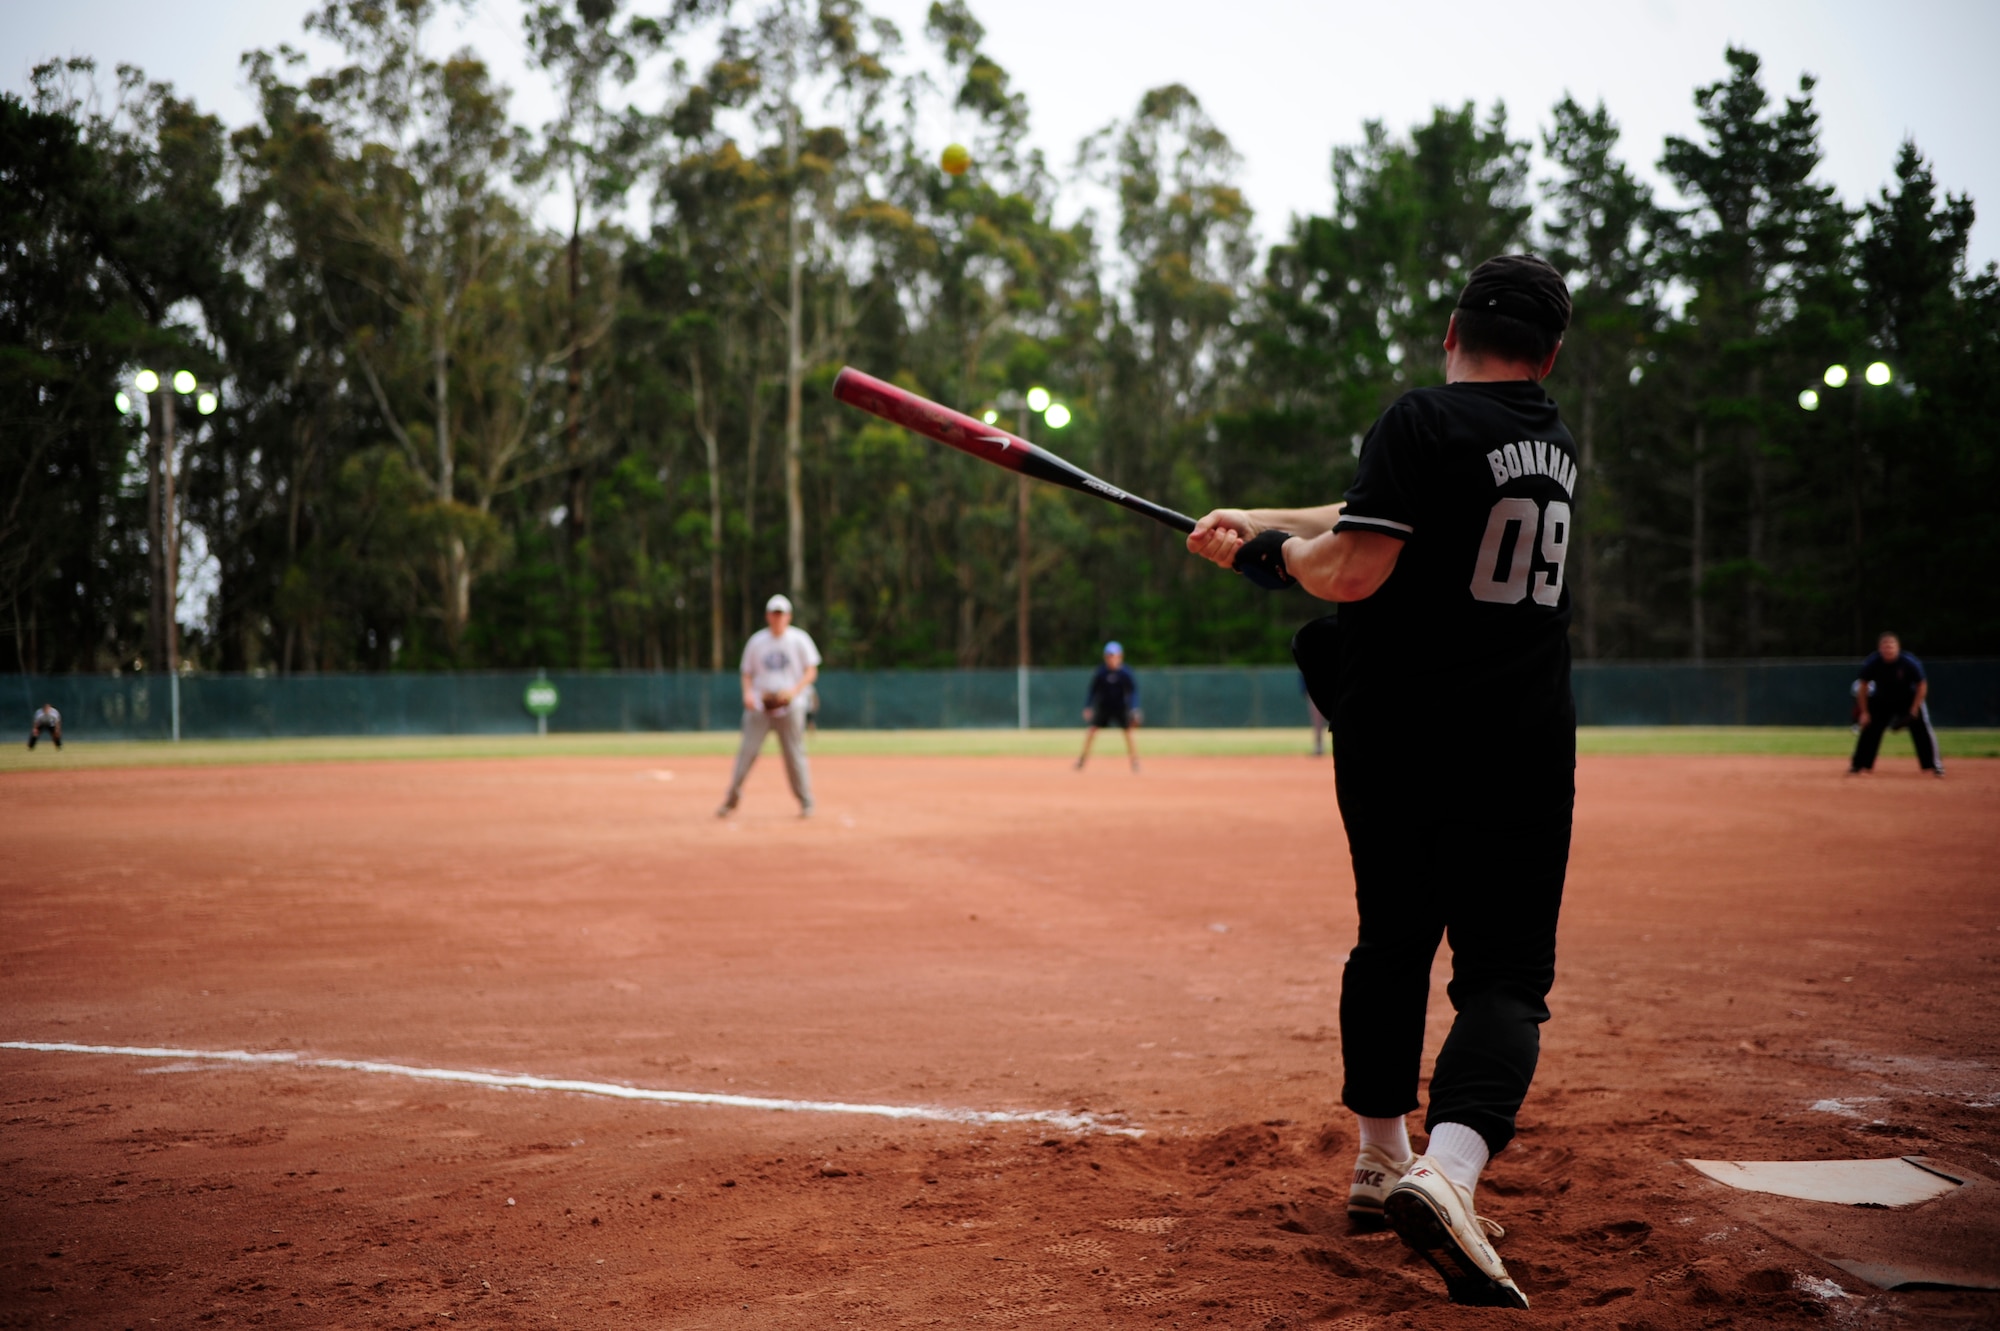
[1346,1144,1413,1226]
[1384,1156,1528,1310]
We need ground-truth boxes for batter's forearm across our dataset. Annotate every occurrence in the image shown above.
[1282,528,1403,602]
[1245,502,1346,537]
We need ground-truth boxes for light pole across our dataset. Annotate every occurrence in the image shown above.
[985,387,1072,728]
[126,367,220,740]
[1799,360,1893,648]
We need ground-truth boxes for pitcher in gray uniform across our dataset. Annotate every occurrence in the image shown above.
[717,595,821,819]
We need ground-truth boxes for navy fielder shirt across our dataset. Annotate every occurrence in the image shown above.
[1333,380,1578,729]
[1857,651,1926,713]
[1086,665,1139,716]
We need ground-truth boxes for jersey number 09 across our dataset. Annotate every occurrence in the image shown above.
[1469,497,1571,606]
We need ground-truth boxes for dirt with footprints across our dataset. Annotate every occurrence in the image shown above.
[3,752,1996,1328]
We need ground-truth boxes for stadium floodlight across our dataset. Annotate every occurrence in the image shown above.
[1044,402,1072,429]
[173,370,197,394]
[115,391,132,414]
[1864,361,1892,387]
[134,369,160,393]
[981,408,999,425]
[1798,389,1820,412]
[1025,386,1051,413]
[1823,364,1849,388]
[197,391,219,415]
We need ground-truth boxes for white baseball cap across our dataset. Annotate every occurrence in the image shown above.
[765,594,792,613]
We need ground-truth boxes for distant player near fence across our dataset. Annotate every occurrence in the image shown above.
[27,703,62,750]
[1075,641,1141,773]
[1849,631,1943,778]
[716,595,820,819]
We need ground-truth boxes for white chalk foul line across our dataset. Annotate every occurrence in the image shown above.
[0,1041,1142,1137]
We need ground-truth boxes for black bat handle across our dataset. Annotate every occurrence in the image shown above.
[1012,450,1199,534]
[1122,495,1199,535]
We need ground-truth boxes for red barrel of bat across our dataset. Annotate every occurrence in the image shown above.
[830,367,1031,475]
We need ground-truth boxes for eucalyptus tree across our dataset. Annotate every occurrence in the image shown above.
[240,0,546,660]
[636,142,763,667]
[851,0,1093,665]
[652,35,780,657]
[695,0,899,611]
[0,73,153,673]
[1086,83,1253,486]
[1068,86,1259,658]
[0,60,233,674]
[522,0,665,571]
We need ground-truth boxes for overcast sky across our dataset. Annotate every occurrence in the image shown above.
[6,0,1997,269]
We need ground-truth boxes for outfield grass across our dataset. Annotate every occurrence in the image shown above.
[1577,726,2000,757]
[3,726,1995,773]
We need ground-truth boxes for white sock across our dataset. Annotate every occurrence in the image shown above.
[1356,1114,1411,1161]
[1425,1122,1491,1193]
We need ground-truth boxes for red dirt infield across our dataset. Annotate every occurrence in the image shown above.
[2,752,1996,1329]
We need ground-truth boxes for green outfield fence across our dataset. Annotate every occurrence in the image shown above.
[4,660,1997,741]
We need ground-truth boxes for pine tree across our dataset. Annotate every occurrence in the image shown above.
[1541,96,1659,658]
[1660,47,1851,657]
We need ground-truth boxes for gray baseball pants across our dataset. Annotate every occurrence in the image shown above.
[724,706,814,811]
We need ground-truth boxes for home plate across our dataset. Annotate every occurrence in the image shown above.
[1688,1155,2000,1292]
[1685,1156,1963,1206]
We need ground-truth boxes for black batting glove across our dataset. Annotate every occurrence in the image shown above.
[1234,529,1296,590]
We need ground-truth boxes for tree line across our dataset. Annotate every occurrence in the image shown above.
[4,0,1996,675]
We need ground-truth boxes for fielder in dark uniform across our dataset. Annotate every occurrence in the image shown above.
[1187,255,1577,1310]
[1075,641,1142,772]
[1849,632,1942,776]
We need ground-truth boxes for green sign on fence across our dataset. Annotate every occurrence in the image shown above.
[524,677,559,734]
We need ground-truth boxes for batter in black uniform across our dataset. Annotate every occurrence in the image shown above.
[1186,255,1577,1310]
[1849,632,1942,776]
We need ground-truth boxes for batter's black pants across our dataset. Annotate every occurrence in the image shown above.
[1849,705,1941,773]
[1332,714,1573,1156]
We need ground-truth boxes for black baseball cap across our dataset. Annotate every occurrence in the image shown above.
[1456,254,1572,334]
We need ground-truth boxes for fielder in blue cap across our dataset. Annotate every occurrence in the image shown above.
[1076,641,1142,772]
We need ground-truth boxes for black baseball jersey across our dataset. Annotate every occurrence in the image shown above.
[1086,665,1139,715]
[1333,380,1578,725]
[1856,650,1926,711]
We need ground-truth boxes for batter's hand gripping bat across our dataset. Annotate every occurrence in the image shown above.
[831,367,1197,535]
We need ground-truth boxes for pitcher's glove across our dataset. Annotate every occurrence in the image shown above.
[762,691,790,713]
[1234,530,1296,590]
